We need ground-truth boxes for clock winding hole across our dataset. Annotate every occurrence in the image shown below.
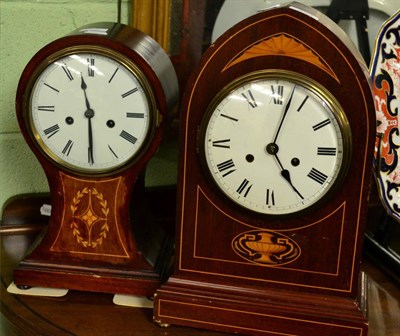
[246,154,255,162]
[291,158,300,167]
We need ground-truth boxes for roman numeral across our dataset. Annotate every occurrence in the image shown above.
[43,124,60,138]
[241,90,257,108]
[216,159,236,177]
[37,105,55,112]
[61,64,73,81]
[297,95,309,111]
[313,119,331,131]
[108,145,118,158]
[120,130,137,144]
[121,88,138,98]
[87,57,95,77]
[266,189,275,206]
[317,147,336,156]
[236,179,252,197]
[220,114,239,122]
[307,168,328,185]
[44,83,59,93]
[271,85,284,105]
[62,139,74,156]
[126,112,145,118]
[212,139,230,148]
[108,68,119,83]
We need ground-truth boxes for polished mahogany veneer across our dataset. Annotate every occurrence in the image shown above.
[154,3,375,335]
[14,22,178,296]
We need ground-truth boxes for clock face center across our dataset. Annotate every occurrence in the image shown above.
[266,143,279,155]
[85,109,95,119]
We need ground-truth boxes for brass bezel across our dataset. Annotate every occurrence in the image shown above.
[198,69,352,217]
[24,45,159,176]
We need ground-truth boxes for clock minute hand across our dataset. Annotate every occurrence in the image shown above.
[81,74,95,165]
[87,116,94,165]
[272,84,296,144]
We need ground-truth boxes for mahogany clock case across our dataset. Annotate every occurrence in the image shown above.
[154,3,375,336]
[13,22,179,296]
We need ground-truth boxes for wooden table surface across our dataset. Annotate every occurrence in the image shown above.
[1,194,399,336]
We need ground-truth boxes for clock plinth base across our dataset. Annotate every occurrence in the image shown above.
[14,262,161,296]
[13,185,176,297]
[154,273,368,336]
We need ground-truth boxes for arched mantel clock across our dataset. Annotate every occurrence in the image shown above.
[154,2,375,335]
[14,22,178,296]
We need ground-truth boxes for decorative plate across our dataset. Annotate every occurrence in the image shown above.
[370,10,400,221]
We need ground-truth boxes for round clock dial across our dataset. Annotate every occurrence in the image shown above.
[201,71,351,215]
[28,48,155,174]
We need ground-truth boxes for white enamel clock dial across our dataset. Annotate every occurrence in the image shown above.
[29,50,153,173]
[202,72,351,215]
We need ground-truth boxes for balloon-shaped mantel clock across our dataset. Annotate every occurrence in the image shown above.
[154,3,375,336]
[14,22,179,296]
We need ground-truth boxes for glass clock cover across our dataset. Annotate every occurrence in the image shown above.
[29,51,153,173]
[202,72,351,215]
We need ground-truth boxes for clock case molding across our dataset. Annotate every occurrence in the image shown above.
[154,3,375,336]
[14,22,178,296]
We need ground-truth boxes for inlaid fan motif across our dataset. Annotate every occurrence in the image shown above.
[224,34,337,80]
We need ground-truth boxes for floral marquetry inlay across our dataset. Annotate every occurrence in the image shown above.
[223,34,337,80]
[70,187,110,248]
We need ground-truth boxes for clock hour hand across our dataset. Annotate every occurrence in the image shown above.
[266,143,304,200]
[81,75,91,110]
[279,166,304,200]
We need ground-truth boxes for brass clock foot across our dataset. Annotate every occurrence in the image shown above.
[16,285,32,290]
[154,320,170,328]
